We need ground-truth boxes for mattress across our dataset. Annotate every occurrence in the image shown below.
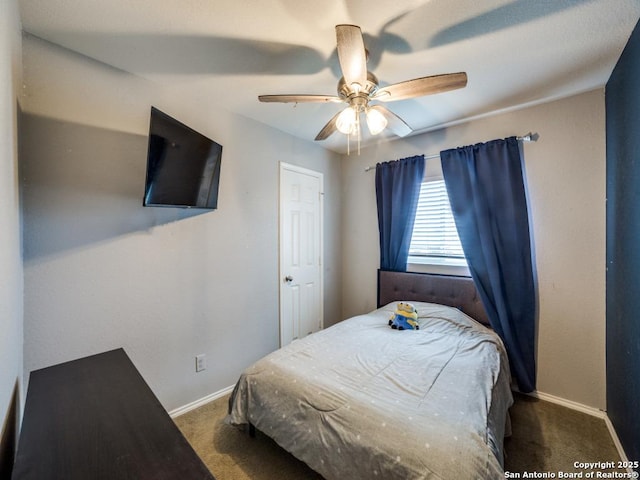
[227,302,513,479]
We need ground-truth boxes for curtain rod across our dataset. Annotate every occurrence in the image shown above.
[364,133,538,172]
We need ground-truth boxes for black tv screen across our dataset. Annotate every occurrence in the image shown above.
[143,107,222,209]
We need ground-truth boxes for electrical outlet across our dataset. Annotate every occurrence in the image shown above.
[195,354,206,372]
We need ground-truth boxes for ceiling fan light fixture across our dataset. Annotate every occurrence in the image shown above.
[257,24,467,149]
[366,107,387,135]
[336,106,357,134]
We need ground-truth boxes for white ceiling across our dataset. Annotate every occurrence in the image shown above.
[18,0,640,154]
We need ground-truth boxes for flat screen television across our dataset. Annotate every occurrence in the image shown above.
[143,107,222,209]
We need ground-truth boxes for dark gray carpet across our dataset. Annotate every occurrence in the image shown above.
[504,393,621,476]
[174,392,621,479]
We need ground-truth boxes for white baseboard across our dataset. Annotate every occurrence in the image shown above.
[169,385,234,418]
[525,390,606,419]
[523,390,631,470]
[603,415,632,467]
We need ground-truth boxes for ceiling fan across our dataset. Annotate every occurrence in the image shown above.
[258,24,467,147]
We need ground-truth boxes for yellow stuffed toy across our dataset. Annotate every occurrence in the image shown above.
[388,302,419,330]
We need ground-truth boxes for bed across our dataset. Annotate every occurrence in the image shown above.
[227,270,513,479]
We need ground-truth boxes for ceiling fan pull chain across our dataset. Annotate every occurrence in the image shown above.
[357,113,361,155]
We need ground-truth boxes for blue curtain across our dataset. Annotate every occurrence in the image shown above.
[441,137,536,393]
[375,155,425,272]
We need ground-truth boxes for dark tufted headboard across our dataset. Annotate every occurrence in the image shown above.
[377,270,490,327]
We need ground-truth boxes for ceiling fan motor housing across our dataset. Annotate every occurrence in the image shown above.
[338,71,379,109]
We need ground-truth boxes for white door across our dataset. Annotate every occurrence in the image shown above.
[279,163,323,347]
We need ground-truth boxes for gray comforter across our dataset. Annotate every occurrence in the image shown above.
[227,302,513,479]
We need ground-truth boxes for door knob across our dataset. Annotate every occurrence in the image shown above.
[284,275,293,283]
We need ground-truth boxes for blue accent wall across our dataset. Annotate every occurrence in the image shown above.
[606,18,640,463]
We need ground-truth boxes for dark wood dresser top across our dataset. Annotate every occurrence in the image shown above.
[12,348,215,480]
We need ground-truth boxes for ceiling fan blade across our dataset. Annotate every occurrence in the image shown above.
[336,24,367,90]
[374,72,467,102]
[315,111,342,141]
[259,94,342,103]
[370,105,412,137]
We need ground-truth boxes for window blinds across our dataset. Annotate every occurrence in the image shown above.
[409,179,465,259]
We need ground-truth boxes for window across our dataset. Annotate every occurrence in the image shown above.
[409,179,469,275]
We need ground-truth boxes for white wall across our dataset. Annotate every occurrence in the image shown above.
[0,0,23,466]
[341,90,606,410]
[20,35,342,411]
